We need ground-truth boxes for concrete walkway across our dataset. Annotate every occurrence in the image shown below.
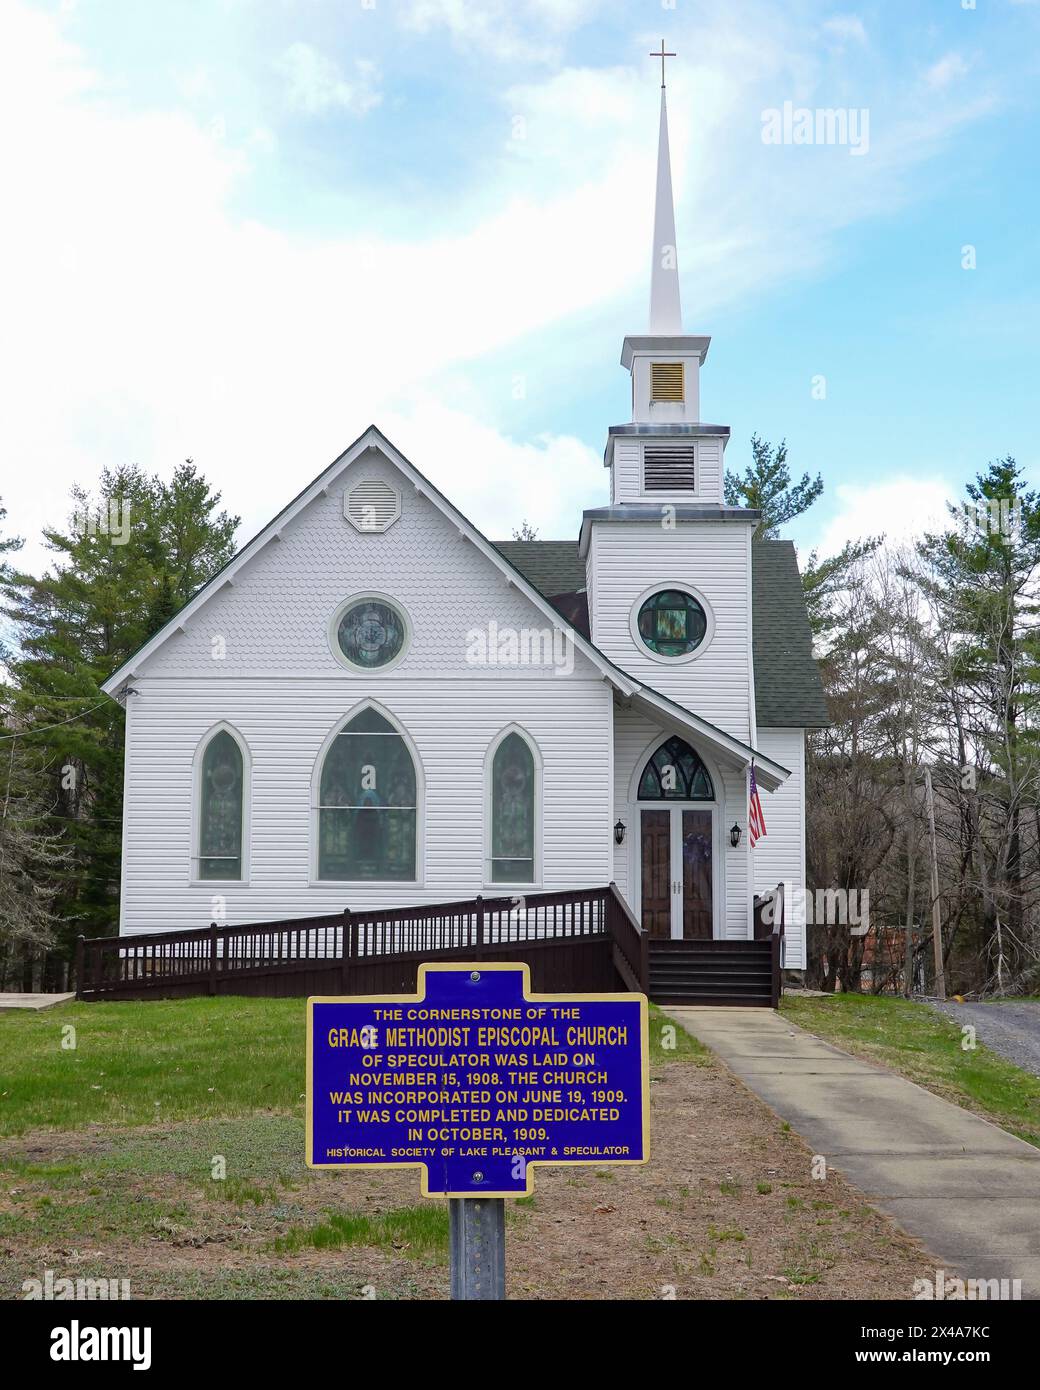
[0,992,75,1012]
[666,1006,1040,1299]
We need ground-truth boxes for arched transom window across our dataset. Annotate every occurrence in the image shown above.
[318,708,417,881]
[489,731,537,883]
[638,737,714,801]
[197,729,245,880]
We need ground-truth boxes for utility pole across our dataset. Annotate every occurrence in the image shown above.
[923,765,947,1001]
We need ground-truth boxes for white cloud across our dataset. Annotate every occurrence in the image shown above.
[0,0,1005,579]
[399,0,596,63]
[277,42,381,116]
[821,15,868,46]
[380,397,605,540]
[923,52,969,90]
[817,477,954,557]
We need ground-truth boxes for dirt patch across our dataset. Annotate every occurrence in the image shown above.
[0,1050,935,1300]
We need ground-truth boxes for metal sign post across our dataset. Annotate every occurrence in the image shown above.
[449,1198,505,1300]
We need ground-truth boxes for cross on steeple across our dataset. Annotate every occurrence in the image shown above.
[650,39,676,89]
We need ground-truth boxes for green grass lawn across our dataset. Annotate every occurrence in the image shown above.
[648,1003,710,1066]
[0,996,703,1138]
[0,994,939,1300]
[0,997,307,1135]
[782,993,1040,1148]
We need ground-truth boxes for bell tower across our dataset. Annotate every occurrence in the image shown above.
[606,45,727,505]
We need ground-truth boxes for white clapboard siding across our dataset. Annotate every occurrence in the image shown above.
[120,449,612,933]
[611,439,640,504]
[611,704,749,940]
[751,728,807,968]
[587,521,753,738]
[122,678,613,933]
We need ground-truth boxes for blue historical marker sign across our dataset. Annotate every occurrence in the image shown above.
[307,962,649,1197]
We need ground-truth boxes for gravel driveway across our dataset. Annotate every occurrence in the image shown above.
[934,999,1040,1077]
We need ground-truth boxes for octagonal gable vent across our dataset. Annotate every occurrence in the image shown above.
[344,479,401,533]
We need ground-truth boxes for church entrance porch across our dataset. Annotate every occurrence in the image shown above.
[634,734,718,941]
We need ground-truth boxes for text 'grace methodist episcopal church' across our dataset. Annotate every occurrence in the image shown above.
[100,62,827,1005]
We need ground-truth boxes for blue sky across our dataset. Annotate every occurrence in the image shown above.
[1,0,1037,571]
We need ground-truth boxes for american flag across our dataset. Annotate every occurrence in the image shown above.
[749,764,767,847]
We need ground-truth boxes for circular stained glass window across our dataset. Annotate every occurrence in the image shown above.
[636,589,707,658]
[336,598,407,670]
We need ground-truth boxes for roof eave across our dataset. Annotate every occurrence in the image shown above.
[624,685,789,791]
[579,503,761,558]
[603,422,731,469]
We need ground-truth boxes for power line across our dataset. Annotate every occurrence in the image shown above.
[0,701,110,742]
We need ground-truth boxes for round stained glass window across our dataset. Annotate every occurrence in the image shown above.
[336,598,407,670]
[636,589,708,658]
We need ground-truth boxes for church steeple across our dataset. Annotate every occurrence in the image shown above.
[605,45,726,506]
[649,84,682,334]
[619,47,710,429]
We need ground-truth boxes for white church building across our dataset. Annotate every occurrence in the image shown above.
[101,81,827,997]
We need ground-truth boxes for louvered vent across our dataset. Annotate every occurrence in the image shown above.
[344,479,401,533]
[642,443,696,493]
[650,361,684,402]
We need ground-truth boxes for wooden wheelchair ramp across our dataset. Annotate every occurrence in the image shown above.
[76,885,649,1002]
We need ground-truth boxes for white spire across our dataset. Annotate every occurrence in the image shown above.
[649,84,682,334]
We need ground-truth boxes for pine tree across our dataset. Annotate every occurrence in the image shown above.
[916,457,1040,989]
[2,463,239,959]
[0,499,71,985]
[724,435,823,539]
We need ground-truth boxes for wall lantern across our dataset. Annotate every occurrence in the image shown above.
[614,819,626,846]
[730,823,742,848]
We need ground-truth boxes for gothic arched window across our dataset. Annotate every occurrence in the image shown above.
[488,730,538,884]
[318,708,417,880]
[637,737,714,801]
[197,728,246,880]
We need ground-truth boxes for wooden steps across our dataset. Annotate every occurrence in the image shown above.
[648,938,775,1007]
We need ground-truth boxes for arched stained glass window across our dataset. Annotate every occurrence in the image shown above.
[198,729,244,879]
[318,708,417,880]
[490,732,536,883]
[637,737,714,801]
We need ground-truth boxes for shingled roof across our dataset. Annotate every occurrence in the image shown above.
[492,537,829,730]
[494,540,588,596]
[751,539,829,728]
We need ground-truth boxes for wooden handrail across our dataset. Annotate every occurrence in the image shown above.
[607,882,649,993]
[769,882,785,1009]
[78,884,640,998]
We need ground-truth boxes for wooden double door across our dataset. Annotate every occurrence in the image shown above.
[640,806,715,939]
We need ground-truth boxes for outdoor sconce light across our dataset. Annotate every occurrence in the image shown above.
[614,819,626,846]
[730,823,742,847]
